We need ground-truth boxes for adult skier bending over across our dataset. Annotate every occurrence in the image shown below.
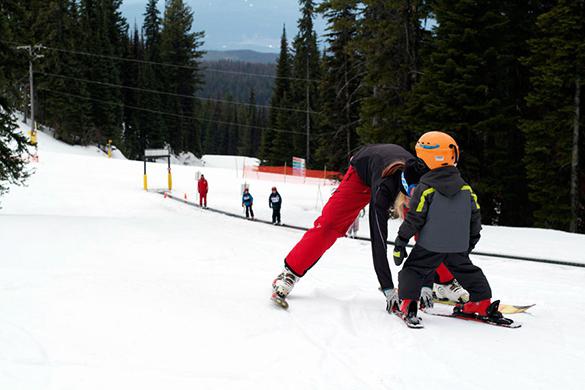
[271,144,427,309]
[392,131,513,327]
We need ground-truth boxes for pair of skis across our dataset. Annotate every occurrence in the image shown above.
[392,299,532,329]
[272,293,531,329]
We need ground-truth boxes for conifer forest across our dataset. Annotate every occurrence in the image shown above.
[1,0,584,232]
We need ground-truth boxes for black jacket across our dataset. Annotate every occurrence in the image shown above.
[397,166,482,253]
[350,144,415,289]
[269,192,282,209]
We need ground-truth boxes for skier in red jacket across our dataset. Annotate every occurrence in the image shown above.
[197,174,208,208]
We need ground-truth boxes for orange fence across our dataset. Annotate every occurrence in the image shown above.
[243,165,342,184]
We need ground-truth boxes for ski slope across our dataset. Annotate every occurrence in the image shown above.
[1,123,585,390]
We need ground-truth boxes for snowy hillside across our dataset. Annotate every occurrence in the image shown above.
[1,123,584,389]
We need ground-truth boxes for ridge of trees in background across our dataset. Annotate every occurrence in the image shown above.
[1,0,583,232]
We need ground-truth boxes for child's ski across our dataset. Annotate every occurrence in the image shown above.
[393,310,424,329]
[433,299,534,314]
[422,305,521,328]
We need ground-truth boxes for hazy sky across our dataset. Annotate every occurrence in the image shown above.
[120,0,327,52]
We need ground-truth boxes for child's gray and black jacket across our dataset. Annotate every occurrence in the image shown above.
[397,166,481,253]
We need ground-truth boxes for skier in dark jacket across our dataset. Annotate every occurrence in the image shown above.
[242,188,254,219]
[393,131,510,327]
[269,187,282,225]
[271,144,428,309]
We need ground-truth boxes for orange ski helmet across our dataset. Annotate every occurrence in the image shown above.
[415,131,459,170]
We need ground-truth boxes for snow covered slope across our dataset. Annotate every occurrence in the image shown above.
[1,123,584,389]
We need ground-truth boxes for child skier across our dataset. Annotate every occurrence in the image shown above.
[393,131,511,327]
[242,188,254,220]
[394,186,470,304]
[269,187,282,225]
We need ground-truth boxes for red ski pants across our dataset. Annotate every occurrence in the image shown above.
[284,166,457,283]
[199,193,207,207]
[285,167,371,276]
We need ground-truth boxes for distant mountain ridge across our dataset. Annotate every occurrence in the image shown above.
[202,50,278,64]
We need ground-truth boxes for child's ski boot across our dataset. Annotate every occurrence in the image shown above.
[453,299,516,326]
[393,299,424,328]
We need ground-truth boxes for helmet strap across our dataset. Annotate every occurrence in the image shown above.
[450,144,459,165]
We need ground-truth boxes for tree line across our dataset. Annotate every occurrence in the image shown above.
[262,0,584,233]
[1,0,583,232]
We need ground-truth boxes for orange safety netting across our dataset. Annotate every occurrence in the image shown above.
[243,165,342,184]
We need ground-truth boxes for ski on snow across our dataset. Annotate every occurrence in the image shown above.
[433,298,535,314]
[422,309,521,328]
[271,292,289,310]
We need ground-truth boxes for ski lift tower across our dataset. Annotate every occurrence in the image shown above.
[143,148,172,191]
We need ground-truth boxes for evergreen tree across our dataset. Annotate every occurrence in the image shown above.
[79,0,127,145]
[358,0,428,146]
[160,0,205,155]
[315,0,363,171]
[237,89,256,156]
[521,0,585,232]
[120,25,143,159]
[290,0,321,165]
[30,1,91,144]
[0,6,31,201]
[261,26,291,164]
[408,0,537,226]
[141,0,166,149]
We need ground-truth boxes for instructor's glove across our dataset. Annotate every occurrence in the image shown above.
[382,288,399,313]
[420,287,434,309]
[393,237,408,266]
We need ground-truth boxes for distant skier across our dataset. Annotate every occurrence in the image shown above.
[271,144,428,309]
[269,186,282,225]
[198,174,208,208]
[242,188,254,220]
[392,131,512,327]
[347,209,365,238]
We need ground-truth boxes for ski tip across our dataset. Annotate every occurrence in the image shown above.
[271,296,289,310]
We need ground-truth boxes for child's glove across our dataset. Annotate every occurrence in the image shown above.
[393,237,408,266]
[382,288,399,313]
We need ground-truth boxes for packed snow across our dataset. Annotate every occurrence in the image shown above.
[1,120,584,389]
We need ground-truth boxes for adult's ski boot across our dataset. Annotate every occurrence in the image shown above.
[433,279,469,303]
[271,266,299,309]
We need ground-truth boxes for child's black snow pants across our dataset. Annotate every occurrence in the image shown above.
[272,208,281,224]
[398,245,492,302]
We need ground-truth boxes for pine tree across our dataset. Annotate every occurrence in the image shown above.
[160,0,204,156]
[357,0,428,146]
[79,0,127,145]
[261,26,291,164]
[237,89,256,156]
[315,0,362,171]
[0,6,31,201]
[290,0,321,165]
[141,0,167,149]
[408,0,537,226]
[521,0,585,232]
[120,25,143,159]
